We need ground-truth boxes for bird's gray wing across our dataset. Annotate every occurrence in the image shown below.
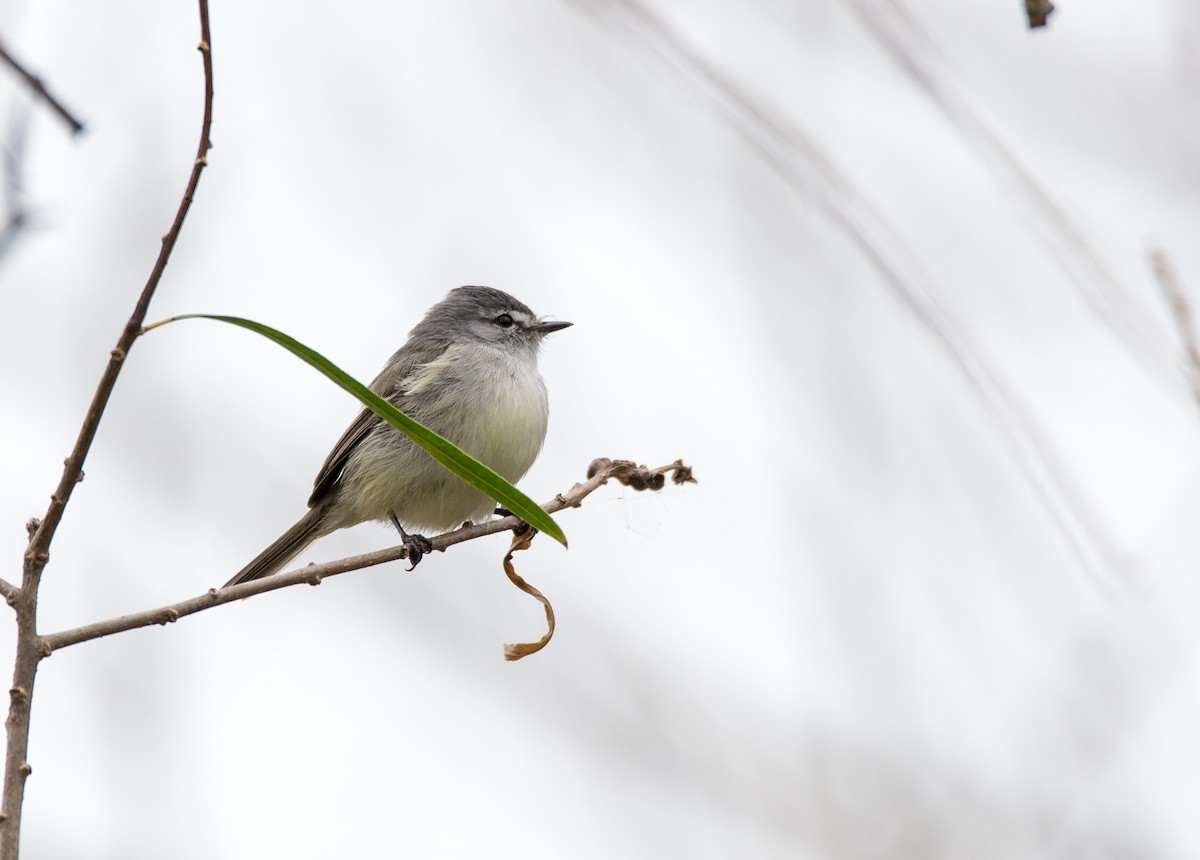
[307,344,431,508]
[307,405,383,507]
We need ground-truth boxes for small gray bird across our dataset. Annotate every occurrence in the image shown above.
[225,286,571,586]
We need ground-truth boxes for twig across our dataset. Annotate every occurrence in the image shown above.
[1150,247,1200,408]
[20,11,212,611]
[0,104,32,263]
[844,0,1176,391]
[576,0,1124,596]
[1025,0,1055,29]
[40,459,695,653]
[0,39,85,136]
[0,3,213,856]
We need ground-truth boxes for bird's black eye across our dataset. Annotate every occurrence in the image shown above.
[493,313,515,328]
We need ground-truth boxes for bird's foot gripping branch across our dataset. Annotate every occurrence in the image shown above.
[37,458,696,661]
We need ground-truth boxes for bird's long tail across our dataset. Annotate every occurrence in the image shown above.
[225,507,327,587]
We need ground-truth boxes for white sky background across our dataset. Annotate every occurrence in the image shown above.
[0,0,1198,856]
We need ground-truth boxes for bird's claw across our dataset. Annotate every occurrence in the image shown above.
[401,532,433,571]
[390,512,433,571]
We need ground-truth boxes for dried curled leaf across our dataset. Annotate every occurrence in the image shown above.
[587,458,697,489]
[502,530,555,661]
[668,462,696,485]
[500,458,695,661]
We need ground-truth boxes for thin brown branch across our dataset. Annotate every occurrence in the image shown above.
[41,459,695,653]
[1150,247,1200,408]
[0,581,15,608]
[0,39,85,136]
[1,3,213,856]
[20,9,212,602]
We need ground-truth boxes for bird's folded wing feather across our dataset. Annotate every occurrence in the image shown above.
[304,338,453,506]
[308,406,386,507]
[306,352,424,508]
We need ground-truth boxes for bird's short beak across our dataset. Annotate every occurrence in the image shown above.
[533,319,573,334]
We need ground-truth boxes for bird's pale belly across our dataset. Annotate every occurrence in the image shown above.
[335,358,549,533]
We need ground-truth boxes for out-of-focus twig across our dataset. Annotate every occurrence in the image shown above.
[844,0,1176,394]
[1025,0,1055,29]
[1149,248,1200,408]
[0,38,85,136]
[0,104,32,263]
[574,0,1125,596]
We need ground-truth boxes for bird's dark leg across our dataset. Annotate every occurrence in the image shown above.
[389,512,433,571]
[493,506,532,538]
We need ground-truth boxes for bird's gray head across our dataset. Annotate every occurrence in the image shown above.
[410,286,571,355]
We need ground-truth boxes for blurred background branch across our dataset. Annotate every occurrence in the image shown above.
[1150,247,1200,407]
[0,104,31,264]
[0,33,86,268]
[575,0,1124,594]
[845,0,1179,392]
[1025,0,1056,29]
[0,37,84,136]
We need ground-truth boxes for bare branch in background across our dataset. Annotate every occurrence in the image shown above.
[0,38,85,136]
[1025,0,1055,29]
[0,3,213,856]
[1150,248,1200,407]
[39,459,696,653]
[844,0,1178,394]
[573,0,1125,596]
[0,104,32,263]
[0,35,89,267]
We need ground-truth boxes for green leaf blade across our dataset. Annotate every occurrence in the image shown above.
[157,313,567,545]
